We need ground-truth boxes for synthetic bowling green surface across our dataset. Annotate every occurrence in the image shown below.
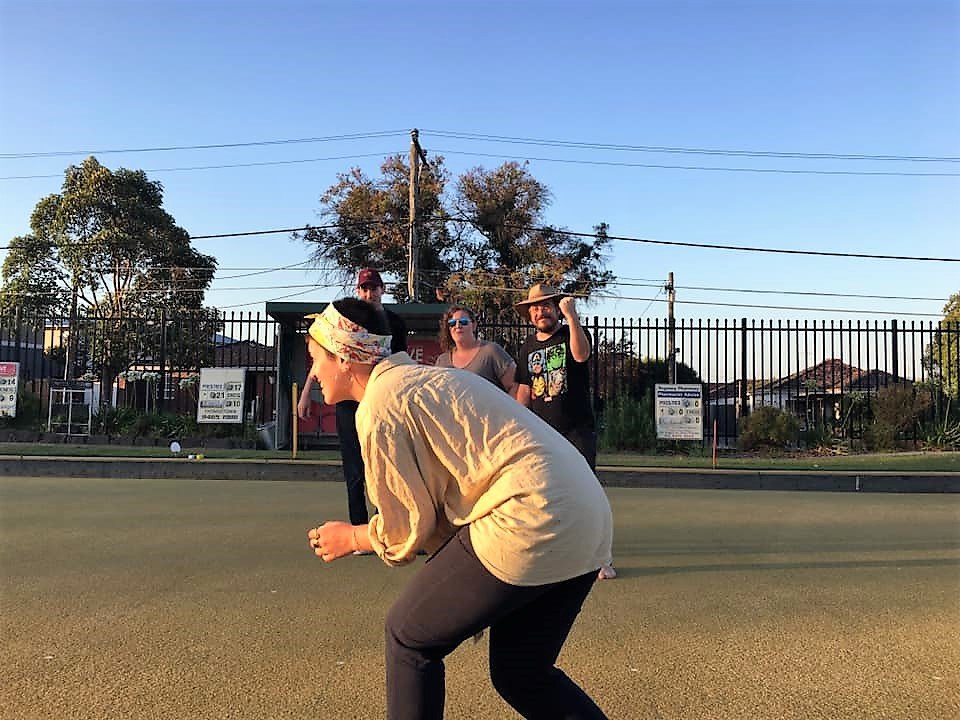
[2,476,958,720]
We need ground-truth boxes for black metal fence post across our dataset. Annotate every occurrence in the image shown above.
[739,317,748,421]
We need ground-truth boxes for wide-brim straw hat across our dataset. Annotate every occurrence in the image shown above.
[514,283,566,310]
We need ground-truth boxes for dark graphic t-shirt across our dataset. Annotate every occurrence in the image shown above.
[515,325,594,434]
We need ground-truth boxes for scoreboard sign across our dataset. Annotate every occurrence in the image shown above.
[655,383,704,440]
[197,368,246,424]
[0,362,18,418]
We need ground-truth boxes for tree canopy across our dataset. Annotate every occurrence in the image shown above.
[0,157,219,390]
[924,292,960,398]
[299,155,613,317]
[1,156,216,318]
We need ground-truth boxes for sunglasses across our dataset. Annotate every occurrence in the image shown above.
[447,317,472,327]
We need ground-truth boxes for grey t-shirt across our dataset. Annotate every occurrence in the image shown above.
[435,340,515,391]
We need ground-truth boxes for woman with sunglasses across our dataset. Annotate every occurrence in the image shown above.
[435,305,518,396]
[306,298,611,720]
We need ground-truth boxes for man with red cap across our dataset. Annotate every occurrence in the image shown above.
[298,269,407,544]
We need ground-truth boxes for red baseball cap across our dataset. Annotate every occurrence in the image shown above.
[356,268,384,288]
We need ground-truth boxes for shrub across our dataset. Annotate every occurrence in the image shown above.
[0,389,43,430]
[738,405,800,452]
[922,398,960,450]
[164,413,200,439]
[864,383,931,451]
[801,422,834,451]
[600,390,656,451]
[91,406,141,436]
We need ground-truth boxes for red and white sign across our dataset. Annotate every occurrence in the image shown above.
[0,362,19,418]
[406,337,442,366]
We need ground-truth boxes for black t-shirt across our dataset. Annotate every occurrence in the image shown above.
[515,325,595,434]
[383,309,408,354]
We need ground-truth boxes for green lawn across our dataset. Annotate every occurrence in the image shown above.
[600,450,960,472]
[1,442,958,472]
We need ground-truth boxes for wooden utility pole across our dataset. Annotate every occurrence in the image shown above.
[666,272,676,383]
[407,129,422,301]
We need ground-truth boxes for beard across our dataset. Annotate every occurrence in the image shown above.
[535,316,560,334]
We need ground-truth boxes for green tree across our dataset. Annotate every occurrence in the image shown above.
[0,156,218,395]
[298,155,454,303]
[923,292,960,398]
[299,156,612,314]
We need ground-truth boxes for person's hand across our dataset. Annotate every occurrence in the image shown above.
[558,296,579,322]
[307,521,355,562]
[297,393,312,420]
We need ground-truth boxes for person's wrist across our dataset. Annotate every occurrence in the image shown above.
[351,526,361,552]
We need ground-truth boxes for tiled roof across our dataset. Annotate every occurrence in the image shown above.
[764,359,901,392]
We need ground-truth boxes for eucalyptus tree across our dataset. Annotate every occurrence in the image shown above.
[299,156,613,316]
[0,156,218,396]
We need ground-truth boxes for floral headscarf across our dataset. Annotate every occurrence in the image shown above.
[306,304,392,364]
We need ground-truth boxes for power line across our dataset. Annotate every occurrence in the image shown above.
[433,149,960,177]
[3,273,944,317]
[7,218,954,262]
[5,127,953,163]
[462,284,943,317]
[0,131,408,160]
[0,221,394,250]
[3,272,946,308]
[494,222,960,263]
[215,284,342,310]
[422,129,960,163]
[0,152,402,181]
[619,280,947,303]
[422,267,949,302]
[7,149,954,181]
[218,260,315,280]
[5,141,958,184]
[594,294,944,318]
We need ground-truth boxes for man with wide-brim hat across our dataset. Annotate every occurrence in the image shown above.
[513,283,566,310]
[513,282,616,580]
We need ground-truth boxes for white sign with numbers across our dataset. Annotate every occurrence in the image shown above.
[655,383,704,440]
[0,362,18,418]
[197,368,246,424]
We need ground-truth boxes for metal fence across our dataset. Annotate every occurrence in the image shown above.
[485,316,959,447]
[2,309,957,447]
[0,310,279,431]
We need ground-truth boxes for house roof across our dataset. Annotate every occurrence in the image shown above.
[764,358,903,393]
[213,340,275,369]
[707,379,766,401]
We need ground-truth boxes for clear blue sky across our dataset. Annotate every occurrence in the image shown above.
[1,0,957,323]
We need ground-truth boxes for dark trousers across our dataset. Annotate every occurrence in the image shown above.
[385,527,607,720]
[563,427,597,471]
[335,400,368,525]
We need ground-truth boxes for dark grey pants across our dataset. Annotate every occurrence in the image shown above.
[335,400,368,525]
[385,527,607,720]
[562,427,597,471]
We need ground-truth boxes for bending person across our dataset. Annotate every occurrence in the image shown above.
[306,298,611,720]
[434,305,517,396]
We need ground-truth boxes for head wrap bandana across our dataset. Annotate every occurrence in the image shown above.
[306,305,392,364]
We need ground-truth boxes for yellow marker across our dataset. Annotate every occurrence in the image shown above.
[292,382,299,460]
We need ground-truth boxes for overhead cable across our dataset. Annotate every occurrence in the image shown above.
[0,131,408,160]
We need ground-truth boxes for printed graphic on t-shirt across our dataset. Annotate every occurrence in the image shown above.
[528,344,568,403]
